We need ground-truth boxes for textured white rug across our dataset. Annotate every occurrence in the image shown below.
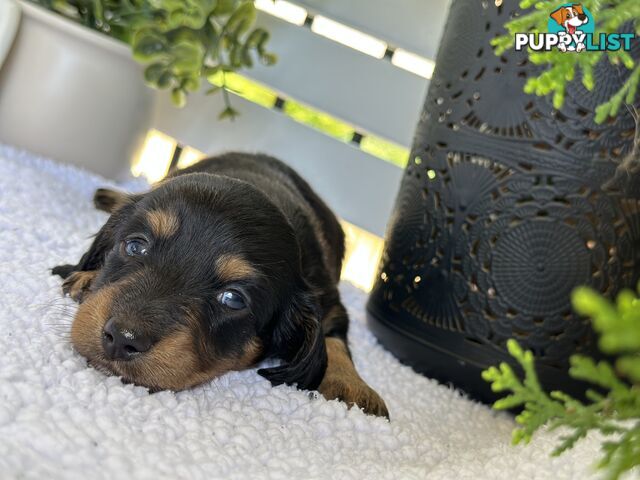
[0,145,609,479]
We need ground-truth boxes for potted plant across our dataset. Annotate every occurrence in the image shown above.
[0,0,273,179]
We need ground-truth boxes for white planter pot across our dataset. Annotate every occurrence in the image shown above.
[0,1,155,180]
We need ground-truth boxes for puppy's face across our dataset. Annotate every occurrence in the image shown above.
[67,173,326,391]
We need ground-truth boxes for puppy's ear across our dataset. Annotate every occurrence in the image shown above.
[52,194,139,278]
[93,188,134,213]
[573,4,584,15]
[550,7,566,25]
[258,286,327,391]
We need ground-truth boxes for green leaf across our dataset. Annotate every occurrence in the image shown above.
[218,105,239,120]
[143,63,167,84]
[240,44,253,67]
[224,1,256,38]
[260,52,277,66]
[132,31,168,62]
[245,28,268,49]
[617,355,640,383]
[213,0,236,15]
[166,6,208,30]
[568,356,626,392]
[170,42,205,75]
[594,104,610,124]
[171,88,187,107]
[484,282,640,480]
[181,77,200,92]
[156,71,174,89]
[493,394,525,410]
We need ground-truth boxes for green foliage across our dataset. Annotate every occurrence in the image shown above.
[482,286,640,479]
[32,0,275,113]
[494,0,640,122]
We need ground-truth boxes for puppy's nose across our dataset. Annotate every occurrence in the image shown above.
[102,318,152,361]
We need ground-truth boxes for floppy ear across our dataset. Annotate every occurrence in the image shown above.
[258,287,328,391]
[550,7,566,26]
[573,4,584,15]
[52,194,138,279]
[93,188,135,213]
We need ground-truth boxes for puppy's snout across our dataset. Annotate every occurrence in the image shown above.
[102,318,152,361]
[578,13,587,21]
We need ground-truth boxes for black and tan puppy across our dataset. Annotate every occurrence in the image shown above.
[52,153,388,417]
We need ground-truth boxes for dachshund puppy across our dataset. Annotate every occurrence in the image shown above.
[53,153,388,418]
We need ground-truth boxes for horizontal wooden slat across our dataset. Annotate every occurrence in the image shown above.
[294,0,450,59]
[151,90,403,237]
[247,12,428,147]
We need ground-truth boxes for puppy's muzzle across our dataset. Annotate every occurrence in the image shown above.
[102,317,153,361]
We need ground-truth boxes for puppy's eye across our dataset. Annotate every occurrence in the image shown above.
[124,238,149,257]
[217,290,247,310]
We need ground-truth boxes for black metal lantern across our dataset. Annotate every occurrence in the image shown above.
[367,0,640,403]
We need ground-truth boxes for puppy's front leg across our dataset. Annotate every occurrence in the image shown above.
[318,302,388,418]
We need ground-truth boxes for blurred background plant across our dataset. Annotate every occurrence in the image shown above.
[483,286,640,480]
[493,0,640,123]
[31,0,276,118]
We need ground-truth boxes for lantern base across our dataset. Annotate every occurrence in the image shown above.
[366,301,593,405]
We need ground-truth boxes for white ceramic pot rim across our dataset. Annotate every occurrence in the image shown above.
[0,1,21,68]
[18,0,131,58]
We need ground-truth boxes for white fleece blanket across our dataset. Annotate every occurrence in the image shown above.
[0,144,613,480]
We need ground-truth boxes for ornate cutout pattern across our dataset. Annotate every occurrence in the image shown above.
[369,0,640,369]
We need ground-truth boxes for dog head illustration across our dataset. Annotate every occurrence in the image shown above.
[550,4,589,35]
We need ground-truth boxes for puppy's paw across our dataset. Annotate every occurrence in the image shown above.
[576,43,585,52]
[319,375,389,418]
[62,271,98,303]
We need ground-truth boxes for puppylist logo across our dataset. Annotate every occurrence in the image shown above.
[515,3,635,53]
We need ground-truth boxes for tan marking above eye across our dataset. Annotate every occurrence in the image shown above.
[146,209,180,237]
[215,254,257,281]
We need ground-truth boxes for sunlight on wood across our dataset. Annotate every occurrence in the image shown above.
[391,48,435,79]
[311,16,388,59]
[340,220,384,292]
[254,0,308,26]
[177,146,206,169]
[131,129,175,183]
